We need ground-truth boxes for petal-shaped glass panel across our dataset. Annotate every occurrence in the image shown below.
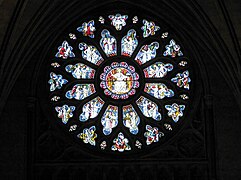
[121,29,138,57]
[100,29,117,57]
[144,83,174,99]
[143,62,173,78]
[79,97,104,122]
[123,105,140,135]
[65,84,96,100]
[65,63,95,79]
[135,42,159,65]
[136,96,162,121]
[79,42,104,65]
[101,105,118,135]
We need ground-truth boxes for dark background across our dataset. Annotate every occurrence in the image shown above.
[0,0,240,179]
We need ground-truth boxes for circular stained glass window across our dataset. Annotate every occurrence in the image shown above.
[48,13,192,154]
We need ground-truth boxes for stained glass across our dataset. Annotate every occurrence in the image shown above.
[180,94,189,100]
[55,41,75,59]
[101,105,118,135]
[135,140,142,149]
[100,62,139,99]
[77,126,97,146]
[99,16,105,24]
[49,13,192,152]
[132,16,138,23]
[55,105,75,124]
[164,123,172,131]
[51,62,60,68]
[48,72,68,91]
[161,32,168,39]
[65,84,96,100]
[111,132,131,152]
[121,29,138,57]
[165,103,185,122]
[77,20,96,38]
[144,125,164,145]
[143,62,173,78]
[51,96,60,101]
[79,42,104,65]
[141,19,160,38]
[79,97,104,122]
[69,33,77,40]
[100,29,117,57]
[136,96,162,121]
[179,60,187,67]
[144,83,174,99]
[100,141,107,150]
[65,63,95,79]
[69,125,77,132]
[171,70,191,89]
[109,14,128,30]
[123,105,140,135]
[163,39,183,57]
[135,42,159,65]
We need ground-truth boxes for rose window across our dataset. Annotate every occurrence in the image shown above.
[48,13,192,154]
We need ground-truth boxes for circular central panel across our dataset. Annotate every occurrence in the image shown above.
[100,62,139,99]
[106,67,133,94]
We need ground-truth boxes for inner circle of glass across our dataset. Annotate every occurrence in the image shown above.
[100,62,139,99]
[48,13,192,154]
[106,67,132,94]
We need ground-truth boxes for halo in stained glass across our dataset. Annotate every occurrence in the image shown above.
[48,13,192,154]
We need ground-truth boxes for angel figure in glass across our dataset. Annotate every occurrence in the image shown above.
[79,97,104,122]
[123,105,140,135]
[135,42,159,65]
[100,29,117,57]
[101,105,118,135]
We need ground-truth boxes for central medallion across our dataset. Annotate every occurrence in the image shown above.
[100,62,139,99]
